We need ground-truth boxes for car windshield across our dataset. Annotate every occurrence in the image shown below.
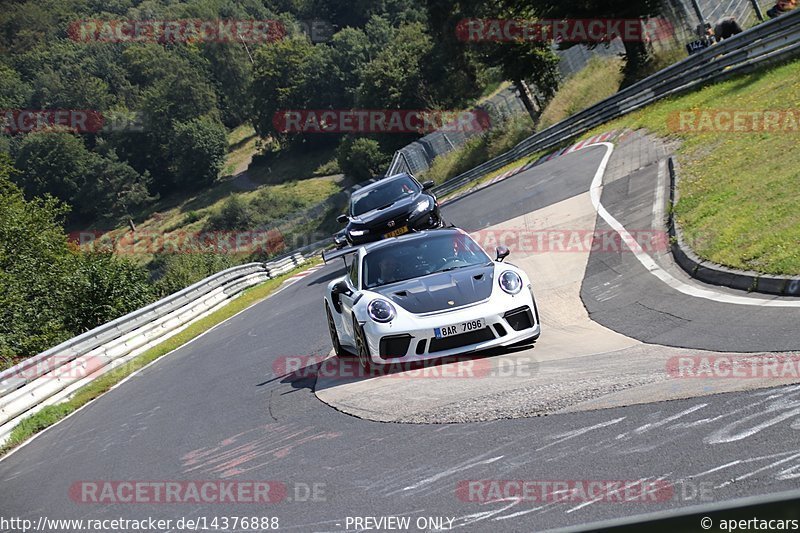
[363,232,491,289]
[350,176,420,216]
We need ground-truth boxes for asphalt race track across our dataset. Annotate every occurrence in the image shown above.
[2,134,800,532]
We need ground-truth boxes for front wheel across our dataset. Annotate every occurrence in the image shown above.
[325,303,345,358]
[353,320,374,373]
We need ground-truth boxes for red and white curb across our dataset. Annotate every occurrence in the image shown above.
[282,265,323,286]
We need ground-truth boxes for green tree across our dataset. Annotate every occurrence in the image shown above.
[0,154,73,362]
[32,68,114,110]
[429,0,560,121]
[120,44,219,193]
[202,43,254,127]
[488,0,664,86]
[12,131,97,215]
[169,115,228,189]
[0,64,32,108]
[326,28,373,108]
[0,153,157,364]
[12,132,152,221]
[85,143,155,222]
[251,37,321,139]
[357,23,434,109]
[302,0,426,28]
[336,137,388,181]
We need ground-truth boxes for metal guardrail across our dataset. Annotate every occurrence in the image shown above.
[0,252,308,443]
[385,86,526,177]
[390,8,800,198]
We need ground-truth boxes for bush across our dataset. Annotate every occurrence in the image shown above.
[62,253,155,334]
[205,196,256,231]
[485,114,535,158]
[169,115,229,189]
[150,253,240,298]
[250,187,304,223]
[336,137,388,181]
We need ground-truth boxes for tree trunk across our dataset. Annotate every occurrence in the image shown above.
[513,79,540,124]
[621,40,654,88]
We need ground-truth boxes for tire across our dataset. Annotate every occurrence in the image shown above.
[325,303,345,358]
[353,320,374,373]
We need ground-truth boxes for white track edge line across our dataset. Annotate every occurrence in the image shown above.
[583,142,800,308]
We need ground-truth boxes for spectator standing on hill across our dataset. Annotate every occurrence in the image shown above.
[715,17,743,40]
[767,0,798,18]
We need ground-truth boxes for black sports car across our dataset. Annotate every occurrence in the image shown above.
[336,173,443,246]
[332,229,347,249]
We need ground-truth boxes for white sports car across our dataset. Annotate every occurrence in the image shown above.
[323,228,540,370]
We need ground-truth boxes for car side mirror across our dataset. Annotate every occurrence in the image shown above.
[332,279,351,296]
[422,180,435,190]
[496,246,510,262]
[337,214,349,224]
[331,280,350,294]
[331,279,351,312]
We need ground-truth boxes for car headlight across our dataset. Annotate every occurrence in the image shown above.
[412,197,432,214]
[348,229,368,237]
[367,298,396,322]
[499,270,523,294]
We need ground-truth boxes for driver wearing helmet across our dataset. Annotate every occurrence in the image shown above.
[376,253,403,285]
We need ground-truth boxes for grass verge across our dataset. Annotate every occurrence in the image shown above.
[223,124,259,176]
[0,259,319,456]
[538,56,624,130]
[581,58,800,275]
[421,114,536,185]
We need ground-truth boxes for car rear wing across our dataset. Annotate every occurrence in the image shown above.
[322,245,359,265]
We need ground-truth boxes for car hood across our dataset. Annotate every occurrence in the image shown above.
[349,193,424,227]
[372,263,494,314]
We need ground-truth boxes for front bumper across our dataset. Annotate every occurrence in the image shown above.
[361,288,540,364]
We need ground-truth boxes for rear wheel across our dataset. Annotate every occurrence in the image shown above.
[354,320,374,373]
[325,303,345,358]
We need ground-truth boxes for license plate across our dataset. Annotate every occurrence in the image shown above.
[384,225,408,238]
[435,319,485,338]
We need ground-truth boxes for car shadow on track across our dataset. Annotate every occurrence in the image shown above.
[260,342,538,394]
[306,267,345,287]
